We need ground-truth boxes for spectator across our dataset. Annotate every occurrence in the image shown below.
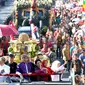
[79,49,85,75]
[16,54,35,81]
[34,52,43,61]
[6,54,17,74]
[55,31,62,59]
[2,36,9,56]
[47,47,56,65]
[42,60,54,81]
[41,44,48,53]
[34,51,50,65]
[0,57,10,82]
[71,53,82,75]
[56,13,61,25]
[42,60,54,74]
[51,60,65,81]
[0,39,3,56]
[35,59,49,81]
[70,41,78,57]
[62,41,71,72]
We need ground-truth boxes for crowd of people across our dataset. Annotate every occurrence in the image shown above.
[0,0,85,84]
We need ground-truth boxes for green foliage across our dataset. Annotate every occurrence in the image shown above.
[41,26,48,36]
[8,47,14,53]
[43,26,48,30]
[35,45,40,51]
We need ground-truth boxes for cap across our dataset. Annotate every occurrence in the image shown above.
[81,49,85,53]
[9,54,15,58]
[37,51,43,55]
[72,53,79,58]
[74,53,78,57]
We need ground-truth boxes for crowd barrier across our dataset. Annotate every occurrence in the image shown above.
[0,72,72,85]
[0,72,62,81]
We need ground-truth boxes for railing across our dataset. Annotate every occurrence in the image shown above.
[0,72,72,85]
[0,72,62,81]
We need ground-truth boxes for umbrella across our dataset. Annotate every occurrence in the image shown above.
[75,20,84,25]
[0,24,18,37]
[78,21,84,25]
[72,18,80,22]
[18,26,31,35]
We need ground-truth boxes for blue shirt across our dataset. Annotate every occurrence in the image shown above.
[79,54,85,65]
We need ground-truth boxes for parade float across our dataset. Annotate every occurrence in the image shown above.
[14,0,54,30]
[10,0,56,63]
[8,33,39,63]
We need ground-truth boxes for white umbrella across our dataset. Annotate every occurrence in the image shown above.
[72,18,81,22]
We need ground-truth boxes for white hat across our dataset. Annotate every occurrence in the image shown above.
[37,51,43,55]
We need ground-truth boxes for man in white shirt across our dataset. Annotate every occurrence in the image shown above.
[0,57,10,82]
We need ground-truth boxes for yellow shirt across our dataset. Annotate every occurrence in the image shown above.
[62,47,71,61]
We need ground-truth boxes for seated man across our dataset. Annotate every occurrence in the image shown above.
[16,54,35,81]
[0,57,10,82]
[6,54,17,74]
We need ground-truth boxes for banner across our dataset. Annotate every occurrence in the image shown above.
[83,0,85,8]
[83,0,85,11]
